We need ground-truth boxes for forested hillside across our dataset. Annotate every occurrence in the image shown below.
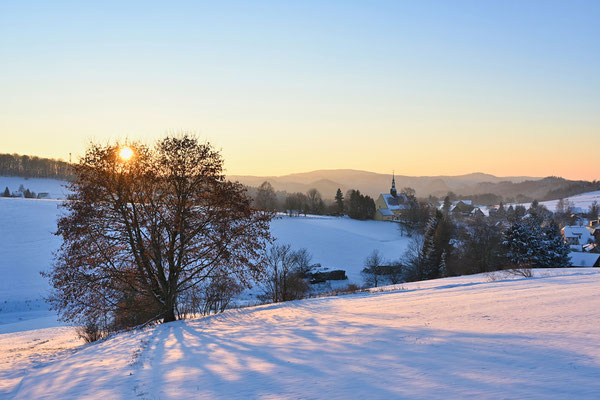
[0,154,72,180]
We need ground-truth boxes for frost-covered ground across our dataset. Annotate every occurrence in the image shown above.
[4,268,600,399]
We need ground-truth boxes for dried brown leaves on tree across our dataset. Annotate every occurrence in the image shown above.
[44,135,272,331]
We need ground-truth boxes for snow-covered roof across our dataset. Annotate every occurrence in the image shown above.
[377,208,394,216]
[381,193,408,210]
[569,252,600,267]
[562,226,594,245]
[438,200,474,210]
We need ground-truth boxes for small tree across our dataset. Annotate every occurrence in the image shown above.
[361,250,384,288]
[2,187,10,197]
[261,244,311,302]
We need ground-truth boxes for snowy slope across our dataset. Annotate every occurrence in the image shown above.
[270,215,410,283]
[0,198,65,332]
[515,190,600,212]
[7,268,600,399]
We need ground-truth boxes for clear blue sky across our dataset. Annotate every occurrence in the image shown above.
[1,1,598,179]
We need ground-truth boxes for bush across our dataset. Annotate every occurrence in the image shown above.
[261,244,314,303]
[76,321,107,343]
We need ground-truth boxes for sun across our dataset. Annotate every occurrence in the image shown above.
[119,146,134,161]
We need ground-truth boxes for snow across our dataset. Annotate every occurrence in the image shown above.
[569,252,600,267]
[0,327,82,396]
[0,176,69,200]
[6,268,600,399]
[562,225,594,245]
[516,190,600,213]
[270,215,411,283]
[0,197,66,331]
[0,197,411,334]
[3,185,600,397]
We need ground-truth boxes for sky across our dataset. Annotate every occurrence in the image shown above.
[1,1,599,180]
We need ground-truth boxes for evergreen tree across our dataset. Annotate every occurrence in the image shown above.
[503,222,537,267]
[496,202,506,219]
[589,201,599,220]
[334,188,344,215]
[346,190,376,220]
[2,187,9,197]
[439,251,447,278]
[541,221,571,267]
[420,210,453,280]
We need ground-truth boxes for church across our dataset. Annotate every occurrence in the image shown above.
[374,175,410,221]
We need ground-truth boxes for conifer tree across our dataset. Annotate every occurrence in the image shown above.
[334,188,344,215]
[2,187,9,197]
[541,221,571,267]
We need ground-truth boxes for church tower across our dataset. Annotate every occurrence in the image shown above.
[390,172,397,197]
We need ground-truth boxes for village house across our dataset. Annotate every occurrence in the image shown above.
[439,199,484,218]
[562,225,594,251]
[374,175,410,221]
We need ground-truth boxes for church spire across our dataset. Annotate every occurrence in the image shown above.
[390,171,397,197]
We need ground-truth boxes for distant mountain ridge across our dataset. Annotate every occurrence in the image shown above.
[227,169,544,199]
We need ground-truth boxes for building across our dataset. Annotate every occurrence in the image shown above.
[561,225,594,251]
[569,252,600,267]
[374,175,410,221]
[439,199,483,218]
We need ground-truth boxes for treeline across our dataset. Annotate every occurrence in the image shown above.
[250,181,376,220]
[0,153,72,180]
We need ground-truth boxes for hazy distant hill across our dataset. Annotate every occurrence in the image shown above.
[228,169,545,199]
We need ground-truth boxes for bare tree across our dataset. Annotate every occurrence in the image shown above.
[44,135,272,330]
[255,181,278,211]
[261,244,311,302]
[306,188,324,215]
[361,249,384,288]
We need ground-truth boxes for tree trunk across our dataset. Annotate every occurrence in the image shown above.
[163,300,176,322]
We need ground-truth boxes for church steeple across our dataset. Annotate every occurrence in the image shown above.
[390,172,397,197]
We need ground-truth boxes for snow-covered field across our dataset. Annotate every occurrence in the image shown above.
[271,214,410,283]
[0,176,69,200]
[0,198,64,333]
[3,268,599,399]
[516,190,600,213]
[2,180,599,398]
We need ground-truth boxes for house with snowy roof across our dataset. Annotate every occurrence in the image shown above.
[569,252,600,267]
[561,225,594,251]
[438,199,483,218]
[374,175,410,221]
